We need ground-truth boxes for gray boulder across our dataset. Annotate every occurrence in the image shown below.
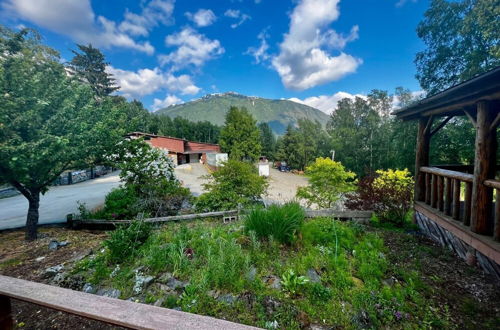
[307,269,321,283]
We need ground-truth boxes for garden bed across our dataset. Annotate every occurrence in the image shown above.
[65,217,497,329]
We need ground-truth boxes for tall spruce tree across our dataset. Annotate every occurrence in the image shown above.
[68,44,119,98]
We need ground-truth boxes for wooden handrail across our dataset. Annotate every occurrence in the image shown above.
[420,166,474,182]
[0,275,259,330]
[484,179,500,190]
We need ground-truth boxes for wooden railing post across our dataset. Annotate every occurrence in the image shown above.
[0,295,13,330]
[445,177,452,215]
[437,176,444,212]
[452,179,461,220]
[431,174,438,208]
[465,182,473,226]
[471,101,497,235]
[415,117,432,202]
[495,189,500,241]
[425,173,432,204]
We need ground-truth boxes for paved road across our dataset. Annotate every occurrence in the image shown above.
[0,165,310,230]
[0,172,122,230]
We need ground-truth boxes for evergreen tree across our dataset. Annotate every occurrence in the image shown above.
[219,107,262,161]
[68,44,119,98]
[258,122,276,159]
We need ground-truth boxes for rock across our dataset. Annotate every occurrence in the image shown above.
[207,290,220,299]
[35,256,46,262]
[60,275,85,291]
[351,276,363,288]
[154,298,165,307]
[43,264,64,278]
[48,240,59,250]
[166,277,188,290]
[265,320,279,329]
[157,272,173,283]
[51,272,67,285]
[262,296,281,315]
[264,275,281,290]
[246,267,257,281]
[217,294,238,305]
[306,269,321,283]
[382,277,396,287]
[172,307,182,311]
[58,241,70,247]
[97,288,121,299]
[82,283,97,294]
[133,274,155,294]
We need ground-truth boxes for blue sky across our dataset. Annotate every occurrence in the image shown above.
[1,0,429,113]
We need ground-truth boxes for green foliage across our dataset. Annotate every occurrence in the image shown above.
[244,202,305,245]
[258,122,276,160]
[0,26,122,239]
[154,115,221,144]
[101,186,140,219]
[195,160,268,211]
[281,269,309,295]
[415,0,500,95]
[105,221,153,262]
[296,158,356,209]
[275,119,330,170]
[68,43,119,98]
[219,106,262,161]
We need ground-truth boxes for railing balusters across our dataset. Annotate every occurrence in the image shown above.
[495,189,500,242]
[431,174,438,208]
[464,182,472,226]
[425,173,432,204]
[445,177,452,215]
[438,176,444,212]
[452,179,461,220]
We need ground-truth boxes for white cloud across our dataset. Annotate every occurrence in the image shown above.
[2,0,175,54]
[152,94,183,110]
[271,0,361,90]
[106,65,200,99]
[119,0,174,37]
[246,29,270,64]
[290,91,365,115]
[185,9,216,27]
[159,27,224,70]
[395,0,417,8]
[224,9,251,28]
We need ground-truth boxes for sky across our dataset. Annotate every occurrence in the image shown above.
[1,0,429,114]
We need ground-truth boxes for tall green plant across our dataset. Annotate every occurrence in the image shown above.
[244,202,305,245]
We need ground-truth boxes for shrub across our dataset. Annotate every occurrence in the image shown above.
[102,185,141,219]
[244,202,305,245]
[135,180,192,217]
[105,220,153,262]
[296,157,356,209]
[346,169,414,226]
[195,160,268,212]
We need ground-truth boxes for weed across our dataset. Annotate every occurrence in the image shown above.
[105,220,152,263]
[281,269,309,295]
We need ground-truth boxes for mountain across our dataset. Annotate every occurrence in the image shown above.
[155,92,330,135]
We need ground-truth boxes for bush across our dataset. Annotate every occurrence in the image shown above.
[105,220,153,262]
[346,169,414,226]
[135,180,192,217]
[244,202,305,245]
[296,157,356,209]
[195,160,268,212]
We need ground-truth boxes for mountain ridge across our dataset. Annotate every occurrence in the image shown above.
[155,92,330,135]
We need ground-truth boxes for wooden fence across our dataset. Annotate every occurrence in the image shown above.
[69,209,373,229]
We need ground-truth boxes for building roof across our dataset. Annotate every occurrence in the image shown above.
[393,67,500,120]
[125,132,220,154]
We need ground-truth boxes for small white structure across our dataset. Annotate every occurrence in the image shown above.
[258,159,270,177]
[206,153,228,167]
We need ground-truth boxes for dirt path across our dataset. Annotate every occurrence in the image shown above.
[264,168,309,205]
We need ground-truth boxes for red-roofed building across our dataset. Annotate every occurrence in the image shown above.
[126,132,221,166]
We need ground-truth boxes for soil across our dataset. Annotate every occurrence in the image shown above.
[1,226,499,329]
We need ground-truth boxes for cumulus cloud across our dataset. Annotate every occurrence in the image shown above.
[272,0,361,90]
[246,29,270,64]
[290,91,365,115]
[119,0,174,37]
[185,9,216,27]
[2,0,175,54]
[106,66,200,99]
[152,94,183,111]
[224,9,251,28]
[159,27,224,70]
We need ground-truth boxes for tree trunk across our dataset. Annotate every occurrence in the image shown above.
[25,189,40,241]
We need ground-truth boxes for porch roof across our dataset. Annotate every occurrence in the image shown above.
[393,67,500,120]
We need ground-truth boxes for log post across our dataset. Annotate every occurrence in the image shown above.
[452,179,461,220]
[464,182,473,226]
[471,101,497,235]
[445,177,452,215]
[415,117,432,202]
[425,173,432,204]
[431,174,438,209]
[495,189,500,241]
[0,295,12,330]
[437,176,444,211]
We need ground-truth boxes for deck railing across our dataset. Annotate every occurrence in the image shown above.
[419,166,500,241]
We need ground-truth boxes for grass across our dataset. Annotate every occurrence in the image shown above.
[72,215,455,329]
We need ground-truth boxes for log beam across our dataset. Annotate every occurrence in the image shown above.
[415,116,432,203]
[430,116,453,136]
[471,101,497,235]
